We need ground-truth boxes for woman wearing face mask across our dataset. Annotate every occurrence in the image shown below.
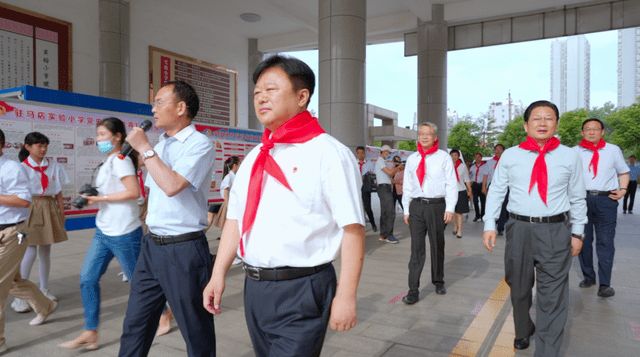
[12,132,69,314]
[59,117,142,350]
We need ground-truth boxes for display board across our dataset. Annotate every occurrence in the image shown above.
[0,2,72,91]
[150,46,237,127]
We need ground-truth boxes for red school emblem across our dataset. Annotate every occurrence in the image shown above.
[293,167,297,173]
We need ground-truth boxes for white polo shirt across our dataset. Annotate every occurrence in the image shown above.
[573,142,629,191]
[227,134,365,268]
[469,161,485,183]
[21,157,69,196]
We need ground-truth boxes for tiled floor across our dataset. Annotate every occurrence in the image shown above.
[3,198,639,356]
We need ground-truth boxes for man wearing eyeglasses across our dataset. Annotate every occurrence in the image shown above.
[573,118,629,298]
[118,81,217,357]
[483,101,586,356]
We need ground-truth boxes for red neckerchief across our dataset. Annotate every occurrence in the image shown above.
[579,139,606,179]
[23,158,49,198]
[518,136,560,205]
[416,140,439,187]
[474,161,484,182]
[454,159,462,182]
[493,156,500,169]
[137,170,146,198]
[358,161,365,174]
[241,110,325,257]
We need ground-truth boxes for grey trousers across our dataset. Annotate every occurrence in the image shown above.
[377,184,395,238]
[504,218,571,357]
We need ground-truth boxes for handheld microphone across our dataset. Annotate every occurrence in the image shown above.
[118,119,153,160]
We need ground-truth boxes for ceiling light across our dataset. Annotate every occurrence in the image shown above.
[240,13,261,23]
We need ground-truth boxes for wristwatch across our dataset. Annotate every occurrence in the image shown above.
[142,149,156,162]
[571,233,584,241]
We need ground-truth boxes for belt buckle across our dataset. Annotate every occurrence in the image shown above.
[244,265,261,281]
[529,216,537,223]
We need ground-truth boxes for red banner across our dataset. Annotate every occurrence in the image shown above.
[160,56,171,87]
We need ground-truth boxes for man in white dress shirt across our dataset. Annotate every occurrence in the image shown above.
[203,55,365,357]
[401,123,457,303]
[573,118,629,298]
[357,146,377,232]
[483,100,587,356]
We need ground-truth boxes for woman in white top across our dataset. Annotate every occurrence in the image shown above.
[59,117,142,350]
[450,149,472,239]
[13,132,70,313]
[214,155,241,229]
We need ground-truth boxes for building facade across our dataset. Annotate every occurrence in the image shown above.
[618,27,640,108]
[550,35,590,114]
[489,97,523,127]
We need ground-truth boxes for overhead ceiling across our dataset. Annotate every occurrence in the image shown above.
[151,0,617,52]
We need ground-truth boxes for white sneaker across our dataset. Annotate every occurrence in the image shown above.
[29,300,57,326]
[11,298,31,313]
[40,288,57,301]
[118,271,129,282]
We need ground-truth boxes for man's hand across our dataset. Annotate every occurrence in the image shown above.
[444,211,454,224]
[483,230,497,252]
[404,214,410,225]
[609,189,625,201]
[482,186,488,195]
[571,237,583,256]
[329,294,357,332]
[202,275,224,315]
[125,127,152,153]
[467,191,473,201]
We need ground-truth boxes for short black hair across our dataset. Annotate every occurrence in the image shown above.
[19,132,50,162]
[450,148,460,156]
[495,144,505,150]
[164,80,199,120]
[475,152,483,157]
[630,155,637,159]
[524,100,559,122]
[0,128,4,147]
[356,146,365,152]
[582,118,604,130]
[253,55,315,108]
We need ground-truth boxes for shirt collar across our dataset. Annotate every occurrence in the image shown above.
[160,124,197,143]
[27,156,48,167]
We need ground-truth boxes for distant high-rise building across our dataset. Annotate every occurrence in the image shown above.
[618,28,640,108]
[550,35,590,114]
[489,96,523,127]
[447,108,458,130]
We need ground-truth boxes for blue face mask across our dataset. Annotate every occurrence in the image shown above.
[97,139,114,154]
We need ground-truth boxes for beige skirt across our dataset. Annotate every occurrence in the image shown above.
[214,199,229,229]
[23,196,68,245]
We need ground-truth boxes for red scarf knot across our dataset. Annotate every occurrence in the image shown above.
[23,158,49,198]
[474,161,484,182]
[454,159,462,182]
[416,140,439,187]
[358,161,364,174]
[240,111,325,257]
[578,139,606,179]
[518,136,560,205]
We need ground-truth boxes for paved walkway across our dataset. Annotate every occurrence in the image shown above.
[3,197,639,356]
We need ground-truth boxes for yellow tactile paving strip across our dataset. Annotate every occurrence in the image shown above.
[449,277,512,357]
[487,309,516,357]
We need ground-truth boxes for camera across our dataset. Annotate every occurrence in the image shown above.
[72,184,99,209]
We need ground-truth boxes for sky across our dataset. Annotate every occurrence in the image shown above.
[283,29,618,129]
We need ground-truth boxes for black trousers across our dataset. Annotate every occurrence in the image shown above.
[505,218,571,357]
[579,195,618,287]
[377,184,395,238]
[361,190,376,226]
[118,233,215,357]
[244,264,336,357]
[496,189,510,232]
[471,182,486,219]
[623,180,637,212]
[407,199,446,297]
[392,186,404,211]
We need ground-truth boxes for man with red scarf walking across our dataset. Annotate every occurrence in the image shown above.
[203,55,365,357]
[483,101,587,357]
[573,118,629,298]
[400,122,457,303]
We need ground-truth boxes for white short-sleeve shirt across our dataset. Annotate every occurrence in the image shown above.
[220,171,235,195]
[573,142,630,191]
[375,157,392,185]
[21,157,69,196]
[95,154,142,236]
[227,134,365,268]
[455,161,470,191]
[0,155,31,224]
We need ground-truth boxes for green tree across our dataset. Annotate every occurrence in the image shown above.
[588,101,617,121]
[557,109,590,147]
[448,121,482,157]
[398,141,417,151]
[497,115,526,149]
[605,102,640,156]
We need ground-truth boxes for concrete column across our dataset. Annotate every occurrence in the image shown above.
[99,0,129,100]
[318,0,366,152]
[417,4,448,148]
[248,39,264,130]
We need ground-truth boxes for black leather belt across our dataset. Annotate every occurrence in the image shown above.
[586,190,612,196]
[149,230,205,245]
[414,197,445,205]
[378,183,391,186]
[509,212,567,224]
[0,220,24,232]
[243,262,331,281]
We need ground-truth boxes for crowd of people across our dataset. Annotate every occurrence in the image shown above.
[0,54,637,357]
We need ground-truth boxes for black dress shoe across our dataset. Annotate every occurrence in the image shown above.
[435,285,446,295]
[473,217,479,222]
[514,324,535,350]
[372,224,377,233]
[497,230,503,236]
[402,295,418,305]
[579,279,596,288]
[597,286,615,297]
